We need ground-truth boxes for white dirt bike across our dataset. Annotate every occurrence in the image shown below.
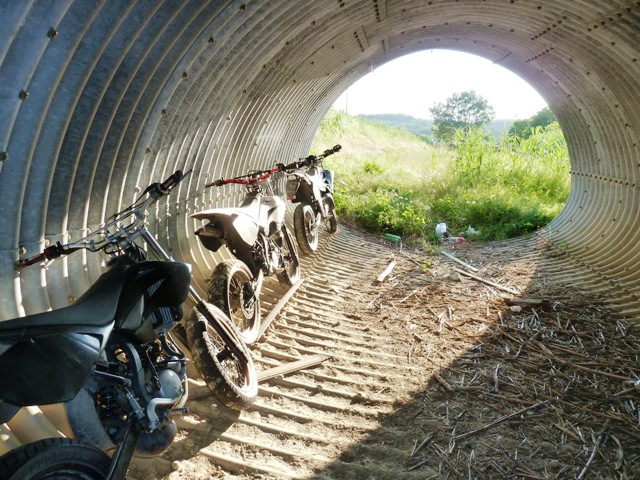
[192,166,301,345]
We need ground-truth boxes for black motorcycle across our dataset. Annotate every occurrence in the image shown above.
[0,171,257,479]
[282,145,341,254]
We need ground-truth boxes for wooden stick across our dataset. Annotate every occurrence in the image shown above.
[257,277,304,339]
[376,260,396,283]
[257,355,329,381]
[453,268,519,295]
[453,400,549,441]
[187,355,330,399]
[397,249,423,267]
[433,371,454,392]
[440,250,479,272]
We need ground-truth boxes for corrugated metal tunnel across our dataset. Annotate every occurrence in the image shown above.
[1,1,639,322]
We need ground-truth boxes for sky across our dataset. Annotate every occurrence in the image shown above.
[332,49,548,120]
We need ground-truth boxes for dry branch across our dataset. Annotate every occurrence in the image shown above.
[453,268,519,295]
[453,400,550,441]
[440,250,479,272]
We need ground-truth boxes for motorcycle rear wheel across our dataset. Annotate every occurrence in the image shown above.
[0,438,111,480]
[276,224,301,287]
[327,209,338,233]
[208,259,261,345]
[185,302,258,410]
[293,204,319,254]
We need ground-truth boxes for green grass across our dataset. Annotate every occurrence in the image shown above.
[310,109,570,244]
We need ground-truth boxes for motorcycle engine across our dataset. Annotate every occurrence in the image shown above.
[252,232,270,274]
[66,335,187,457]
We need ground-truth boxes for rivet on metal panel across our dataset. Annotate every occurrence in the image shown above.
[239,4,246,11]
[68,296,76,303]
[165,213,171,219]
[19,246,26,256]
[0,152,7,161]
[47,28,58,39]
[19,90,29,101]
[156,217,161,223]
[135,186,141,193]
[182,72,188,80]
[208,37,215,44]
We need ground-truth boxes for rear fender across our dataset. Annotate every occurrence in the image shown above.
[194,211,258,252]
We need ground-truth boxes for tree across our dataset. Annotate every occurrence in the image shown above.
[508,107,556,139]
[429,91,495,142]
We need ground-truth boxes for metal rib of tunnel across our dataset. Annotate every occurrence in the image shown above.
[1,2,640,318]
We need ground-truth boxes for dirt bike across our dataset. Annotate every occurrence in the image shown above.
[282,144,341,254]
[192,166,301,345]
[0,171,257,479]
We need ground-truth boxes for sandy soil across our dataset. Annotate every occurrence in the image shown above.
[130,226,640,479]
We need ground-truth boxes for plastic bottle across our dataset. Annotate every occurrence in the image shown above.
[445,236,464,243]
[382,233,401,243]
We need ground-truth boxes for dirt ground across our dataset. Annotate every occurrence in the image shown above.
[131,226,640,479]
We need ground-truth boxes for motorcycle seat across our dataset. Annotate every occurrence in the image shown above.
[0,264,130,332]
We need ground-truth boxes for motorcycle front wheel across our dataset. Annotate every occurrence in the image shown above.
[276,224,301,287]
[0,438,111,480]
[208,259,261,345]
[293,204,319,254]
[185,302,258,410]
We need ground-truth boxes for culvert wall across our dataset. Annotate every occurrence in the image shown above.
[0,1,639,321]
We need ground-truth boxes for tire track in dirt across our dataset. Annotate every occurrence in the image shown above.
[130,225,427,480]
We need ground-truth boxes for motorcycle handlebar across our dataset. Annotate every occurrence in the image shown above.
[281,144,342,172]
[17,170,189,270]
[206,166,281,188]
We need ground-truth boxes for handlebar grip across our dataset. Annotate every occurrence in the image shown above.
[160,170,183,192]
[205,178,226,188]
[332,144,342,152]
[17,252,47,268]
[17,242,65,269]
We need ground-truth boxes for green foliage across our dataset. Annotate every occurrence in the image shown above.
[508,107,556,138]
[430,91,496,142]
[311,109,569,245]
[363,159,384,174]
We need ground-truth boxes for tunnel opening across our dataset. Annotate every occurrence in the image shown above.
[309,49,570,245]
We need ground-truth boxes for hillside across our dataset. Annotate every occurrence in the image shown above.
[356,112,516,138]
